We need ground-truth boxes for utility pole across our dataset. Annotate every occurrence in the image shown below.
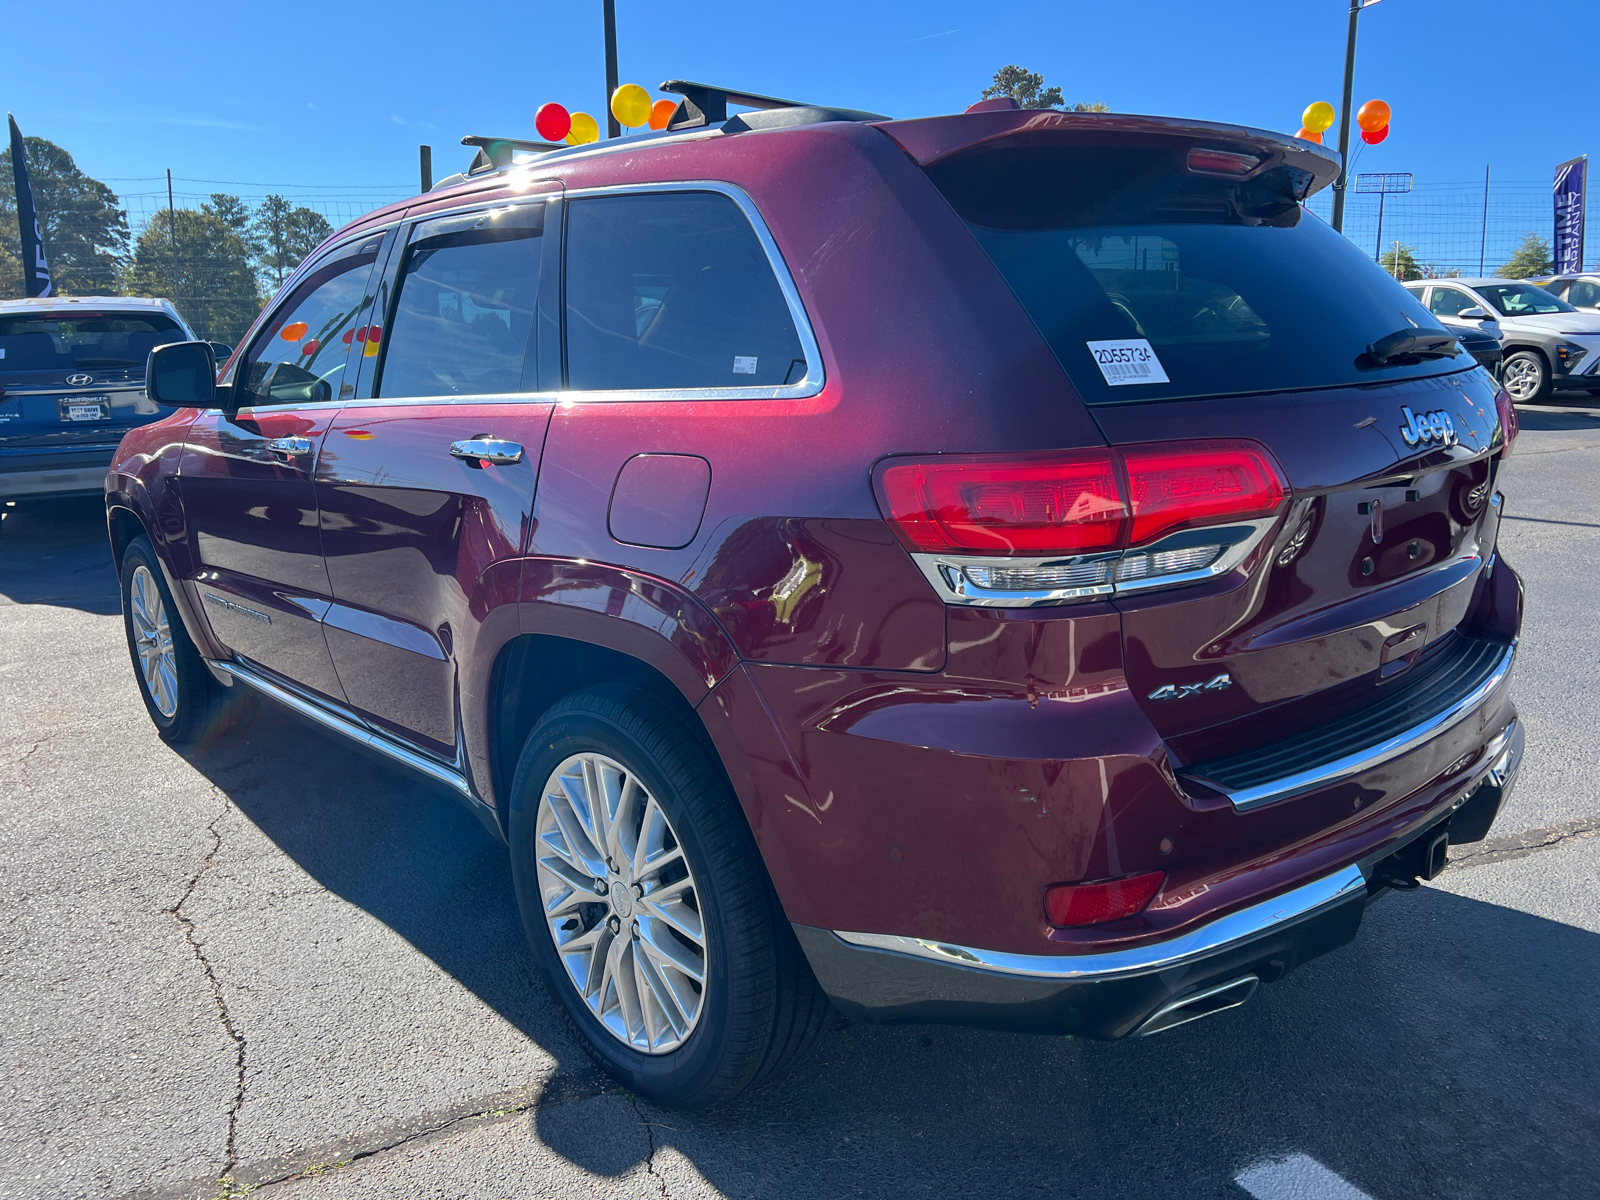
[1331,0,1383,234]
[166,168,178,307]
[420,145,433,193]
[1479,165,1490,276]
[603,0,620,139]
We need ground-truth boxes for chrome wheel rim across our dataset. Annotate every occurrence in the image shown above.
[129,565,179,718]
[1502,357,1541,401]
[535,752,707,1054]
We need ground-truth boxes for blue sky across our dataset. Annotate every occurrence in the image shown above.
[5,0,1595,204]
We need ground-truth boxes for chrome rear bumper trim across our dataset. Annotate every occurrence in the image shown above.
[833,863,1367,982]
[210,657,476,802]
[1188,639,1516,812]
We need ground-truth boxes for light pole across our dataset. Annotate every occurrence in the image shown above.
[1330,0,1383,234]
[603,0,620,139]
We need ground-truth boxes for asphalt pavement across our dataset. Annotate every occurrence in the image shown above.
[1,398,1597,1200]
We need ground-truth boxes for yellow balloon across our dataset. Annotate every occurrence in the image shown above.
[566,112,600,145]
[611,84,652,129]
[1302,101,1336,133]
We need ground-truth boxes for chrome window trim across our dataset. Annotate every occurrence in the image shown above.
[833,863,1368,982]
[556,180,825,402]
[1184,638,1517,812]
[912,519,1277,608]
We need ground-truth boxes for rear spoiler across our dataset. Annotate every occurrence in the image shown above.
[878,110,1341,199]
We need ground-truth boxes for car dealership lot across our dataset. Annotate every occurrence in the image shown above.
[2,402,1597,1200]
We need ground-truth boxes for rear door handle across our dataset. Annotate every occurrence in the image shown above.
[449,437,524,466]
[266,436,314,457]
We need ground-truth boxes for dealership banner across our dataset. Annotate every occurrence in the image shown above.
[7,113,52,298]
[1554,156,1587,276]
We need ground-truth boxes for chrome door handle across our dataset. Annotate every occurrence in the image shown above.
[449,437,524,466]
[266,436,314,457]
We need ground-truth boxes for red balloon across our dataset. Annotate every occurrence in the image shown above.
[301,339,321,357]
[341,328,355,345]
[1361,125,1389,145]
[536,102,571,143]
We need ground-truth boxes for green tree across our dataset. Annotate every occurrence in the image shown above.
[1499,233,1554,279]
[1380,242,1423,281]
[981,65,1108,112]
[0,134,128,297]
[123,209,261,344]
[252,195,333,290]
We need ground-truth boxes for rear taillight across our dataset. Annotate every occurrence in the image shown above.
[1186,147,1261,177]
[877,441,1286,557]
[1045,871,1165,927]
[875,450,1127,556]
[1494,388,1519,456]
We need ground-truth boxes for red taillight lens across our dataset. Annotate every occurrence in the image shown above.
[1494,388,1519,456]
[875,451,1128,556]
[1122,440,1288,545]
[1045,871,1166,927]
[875,440,1287,557]
[1187,146,1261,177]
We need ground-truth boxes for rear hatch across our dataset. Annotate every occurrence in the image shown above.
[885,111,1512,769]
[0,309,180,451]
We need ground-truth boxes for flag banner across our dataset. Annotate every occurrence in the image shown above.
[1553,156,1586,276]
[7,114,52,298]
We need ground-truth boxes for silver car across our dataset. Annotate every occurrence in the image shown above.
[1532,274,1600,313]
[1402,277,1600,403]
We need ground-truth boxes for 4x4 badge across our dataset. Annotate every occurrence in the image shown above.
[1148,673,1232,701]
[1398,406,1458,449]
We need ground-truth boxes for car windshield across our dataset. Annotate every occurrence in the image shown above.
[0,312,183,374]
[1475,283,1576,317]
[925,141,1471,405]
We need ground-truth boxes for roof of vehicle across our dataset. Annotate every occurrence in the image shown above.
[0,295,184,315]
[1423,278,1543,289]
[1530,274,1600,284]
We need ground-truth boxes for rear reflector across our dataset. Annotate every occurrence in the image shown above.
[1495,388,1518,455]
[1045,871,1166,927]
[874,440,1287,557]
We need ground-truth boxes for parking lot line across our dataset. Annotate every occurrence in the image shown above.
[1235,1153,1375,1200]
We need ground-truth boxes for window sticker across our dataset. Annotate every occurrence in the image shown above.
[1086,339,1169,387]
[733,355,758,375]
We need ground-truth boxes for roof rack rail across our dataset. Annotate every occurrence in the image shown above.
[461,134,565,172]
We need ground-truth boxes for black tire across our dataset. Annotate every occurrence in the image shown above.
[1501,350,1553,404]
[119,535,257,746]
[508,682,830,1108]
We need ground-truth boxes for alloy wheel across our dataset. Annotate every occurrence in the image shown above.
[129,565,178,718]
[534,752,708,1054]
[1502,356,1542,402]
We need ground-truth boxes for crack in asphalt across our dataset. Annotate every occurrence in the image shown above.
[7,738,46,769]
[629,1091,672,1200]
[167,786,248,1187]
[1444,815,1600,871]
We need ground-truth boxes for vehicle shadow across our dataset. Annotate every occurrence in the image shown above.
[0,495,121,614]
[1517,393,1600,432]
[181,700,1600,1200]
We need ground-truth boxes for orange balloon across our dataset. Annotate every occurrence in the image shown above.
[280,321,309,341]
[1295,127,1322,144]
[648,98,677,130]
[1357,99,1391,133]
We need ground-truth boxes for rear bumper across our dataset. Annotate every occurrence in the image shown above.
[0,462,112,500]
[794,711,1524,1040]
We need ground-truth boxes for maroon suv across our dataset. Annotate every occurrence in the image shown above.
[107,89,1525,1107]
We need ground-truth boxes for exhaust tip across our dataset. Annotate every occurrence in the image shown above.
[1134,974,1260,1037]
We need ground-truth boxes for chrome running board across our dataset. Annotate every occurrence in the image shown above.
[209,657,477,804]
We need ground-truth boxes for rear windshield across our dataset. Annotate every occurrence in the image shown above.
[0,313,183,374]
[925,141,1473,405]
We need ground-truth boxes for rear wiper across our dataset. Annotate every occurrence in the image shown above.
[1361,328,1460,367]
[72,357,140,366]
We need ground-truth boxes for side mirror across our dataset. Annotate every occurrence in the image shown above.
[1458,307,1491,320]
[208,342,235,362]
[146,341,217,408]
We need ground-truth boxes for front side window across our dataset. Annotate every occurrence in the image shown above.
[564,191,807,391]
[240,236,382,406]
[1476,282,1576,318]
[1428,288,1477,318]
[376,204,544,397]
[926,141,1470,405]
[1568,280,1600,308]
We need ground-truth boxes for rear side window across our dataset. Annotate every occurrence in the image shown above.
[1571,280,1600,307]
[377,204,544,397]
[563,192,806,391]
[925,141,1471,405]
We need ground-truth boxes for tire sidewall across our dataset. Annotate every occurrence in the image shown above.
[508,705,741,1101]
[119,539,191,739]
